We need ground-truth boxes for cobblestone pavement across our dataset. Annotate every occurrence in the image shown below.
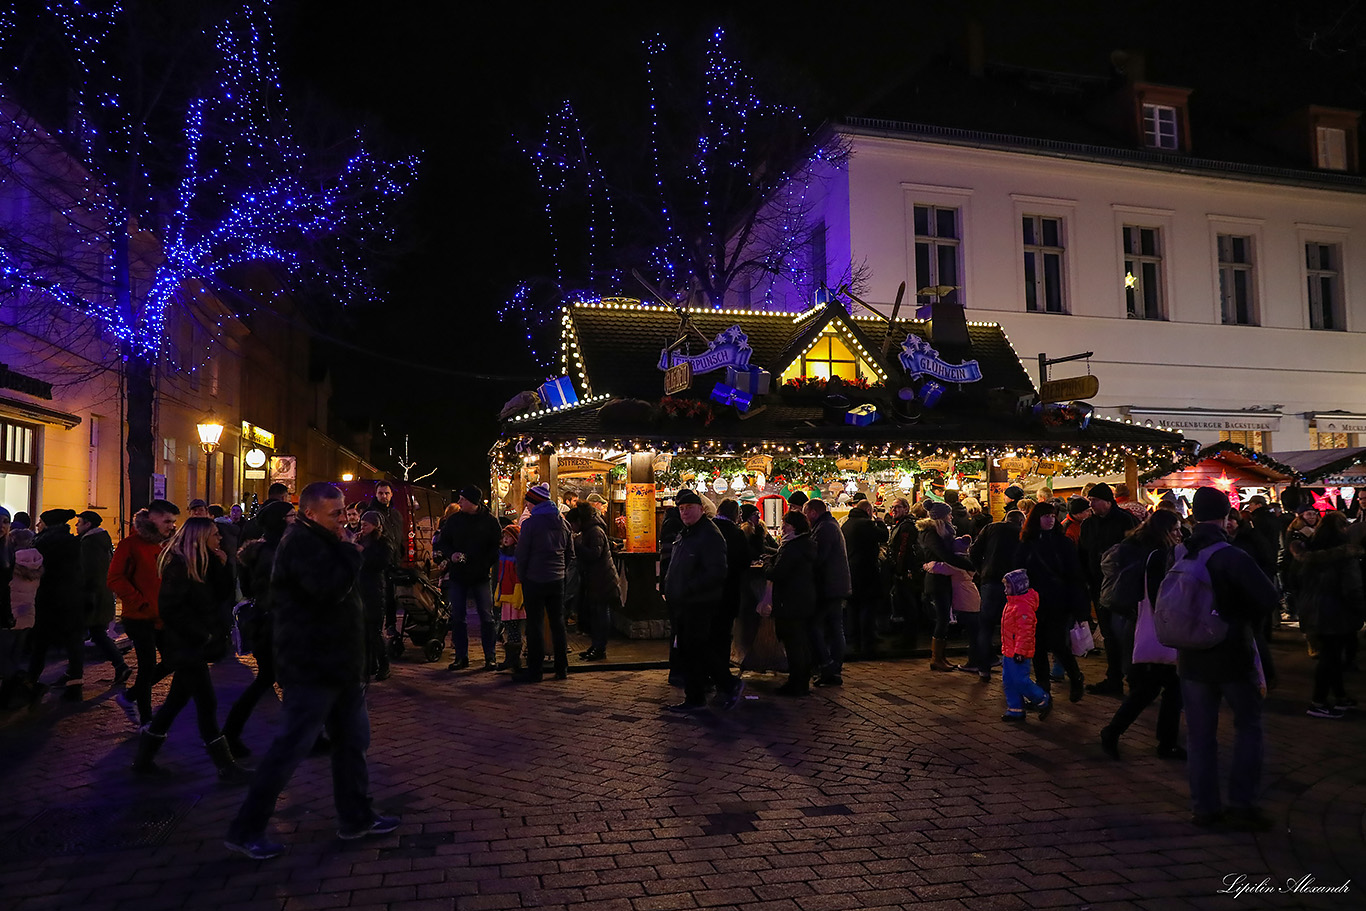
[0,637,1361,911]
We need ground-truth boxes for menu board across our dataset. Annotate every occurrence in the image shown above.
[625,483,657,553]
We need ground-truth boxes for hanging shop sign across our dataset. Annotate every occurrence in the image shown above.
[557,456,616,476]
[664,361,693,395]
[624,483,657,553]
[998,456,1036,477]
[916,456,955,473]
[897,335,982,384]
[241,422,275,448]
[1312,414,1366,434]
[1035,458,1068,477]
[657,325,753,375]
[652,453,673,475]
[244,448,268,469]
[835,457,868,473]
[745,454,773,475]
[269,455,297,493]
[1128,409,1280,432]
[1039,374,1099,405]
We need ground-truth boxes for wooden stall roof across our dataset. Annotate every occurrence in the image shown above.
[1144,442,1297,488]
[1269,447,1366,482]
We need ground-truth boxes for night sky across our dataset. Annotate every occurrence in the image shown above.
[277,0,1361,490]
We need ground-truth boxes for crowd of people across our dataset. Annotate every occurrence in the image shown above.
[2,471,1362,849]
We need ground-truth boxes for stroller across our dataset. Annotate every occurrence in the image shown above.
[387,567,450,662]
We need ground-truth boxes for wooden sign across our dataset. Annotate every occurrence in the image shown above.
[624,483,657,553]
[557,456,616,476]
[917,456,954,473]
[652,453,672,475]
[664,361,694,395]
[744,454,773,475]
[998,456,1035,477]
[835,457,868,473]
[1039,374,1100,404]
[1035,458,1068,477]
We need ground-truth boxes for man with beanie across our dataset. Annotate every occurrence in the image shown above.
[1061,498,1090,544]
[436,486,503,671]
[1175,486,1279,831]
[1078,482,1138,696]
[842,493,889,659]
[804,498,853,685]
[76,511,129,685]
[27,509,85,701]
[664,488,742,712]
[514,483,571,681]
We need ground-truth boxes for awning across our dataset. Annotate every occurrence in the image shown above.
[0,395,82,429]
[1269,448,1366,483]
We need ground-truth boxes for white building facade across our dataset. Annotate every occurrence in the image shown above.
[762,105,1366,455]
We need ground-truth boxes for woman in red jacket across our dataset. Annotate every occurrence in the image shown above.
[108,502,178,727]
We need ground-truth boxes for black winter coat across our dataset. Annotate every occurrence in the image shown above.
[970,520,1020,585]
[158,553,234,667]
[237,535,280,650]
[768,532,817,620]
[1078,507,1139,601]
[436,507,502,583]
[34,525,82,632]
[664,516,727,610]
[79,527,116,626]
[1014,530,1088,624]
[842,509,889,599]
[358,532,393,622]
[918,519,972,601]
[810,512,852,601]
[271,517,366,688]
[1296,543,1365,637]
[574,511,621,607]
[714,516,751,609]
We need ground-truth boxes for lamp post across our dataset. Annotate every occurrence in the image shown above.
[197,413,225,503]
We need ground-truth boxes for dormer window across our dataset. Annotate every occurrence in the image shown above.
[1143,104,1179,150]
[1317,126,1348,170]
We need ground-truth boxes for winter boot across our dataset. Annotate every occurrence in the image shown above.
[61,678,85,702]
[223,732,252,759]
[206,736,252,783]
[929,638,957,672]
[132,729,171,776]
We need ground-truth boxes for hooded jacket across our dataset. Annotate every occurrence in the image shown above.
[9,547,42,629]
[108,512,168,625]
[768,531,816,620]
[79,526,116,626]
[516,499,570,584]
[270,516,366,688]
[574,509,621,606]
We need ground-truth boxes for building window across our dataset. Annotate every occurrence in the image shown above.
[88,415,101,507]
[781,332,877,382]
[1220,430,1268,451]
[1306,242,1343,330]
[1312,430,1357,449]
[1142,103,1179,150]
[1022,215,1066,313]
[1216,234,1256,325]
[914,205,961,304]
[0,418,39,518]
[807,221,826,290]
[1123,225,1164,319]
[1317,126,1348,171]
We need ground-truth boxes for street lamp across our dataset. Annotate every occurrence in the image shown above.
[341,473,354,482]
[196,413,224,503]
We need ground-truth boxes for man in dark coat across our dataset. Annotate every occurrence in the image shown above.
[1078,483,1139,696]
[842,494,888,659]
[27,509,85,701]
[1176,486,1280,831]
[712,499,751,672]
[226,482,396,860]
[435,486,503,671]
[514,483,571,682]
[970,509,1025,661]
[664,489,742,713]
[804,498,852,686]
[366,480,404,634]
[77,511,129,685]
[885,498,920,638]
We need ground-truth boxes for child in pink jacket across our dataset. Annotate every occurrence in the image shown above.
[1000,569,1052,722]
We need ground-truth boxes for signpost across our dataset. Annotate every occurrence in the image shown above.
[1038,374,1100,404]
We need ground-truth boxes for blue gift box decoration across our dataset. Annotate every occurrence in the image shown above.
[724,365,771,397]
[538,376,578,409]
[917,381,945,408]
[845,403,878,426]
[710,383,753,412]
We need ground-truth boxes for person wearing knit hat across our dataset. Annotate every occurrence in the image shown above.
[1177,485,1281,831]
[38,508,77,528]
[525,482,551,504]
[360,510,383,528]
[438,484,504,672]
[511,475,571,683]
[1061,497,1090,545]
[925,500,953,523]
[919,497,973,671]
[786,490,809,510]
[1079,480,1139,697]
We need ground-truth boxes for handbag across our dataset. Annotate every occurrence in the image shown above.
[1069,621,1095,657]
[1132,551,1178,665]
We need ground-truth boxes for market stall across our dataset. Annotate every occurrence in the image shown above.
[1140,441,1298,511]
[490,295,1191,637]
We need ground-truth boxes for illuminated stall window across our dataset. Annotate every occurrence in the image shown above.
[781,331,878,382]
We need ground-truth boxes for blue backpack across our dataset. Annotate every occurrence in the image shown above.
[1154,541,1231,649]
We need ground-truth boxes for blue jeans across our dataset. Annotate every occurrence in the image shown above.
[1180,675,1263,816]
[447,577,496,665]
[1002,655,1048,713]
[228,681,373,841]
[809,598,846,676]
